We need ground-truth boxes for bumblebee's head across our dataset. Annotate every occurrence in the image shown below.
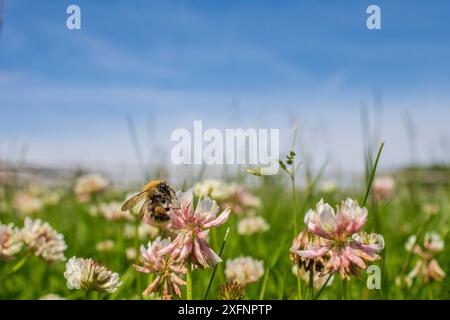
[158,182,174,196]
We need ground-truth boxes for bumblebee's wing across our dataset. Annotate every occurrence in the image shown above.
[138,199,153,220]
[121,191,149,211]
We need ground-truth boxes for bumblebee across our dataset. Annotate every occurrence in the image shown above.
[121,180,175,225]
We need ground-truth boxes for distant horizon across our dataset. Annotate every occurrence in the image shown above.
[1,1,449,176]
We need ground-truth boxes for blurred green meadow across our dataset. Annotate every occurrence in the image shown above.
[0,159,449,300]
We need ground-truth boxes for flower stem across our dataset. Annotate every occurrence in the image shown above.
[313,274,333,300]
[297,266,302,300]
[11,253,30,273]
[362,141,385,207]
[342,279,348,300]
[186,260,193,300]
[204,228,230,300]
[309,270,314,300]
[134,221,143,300]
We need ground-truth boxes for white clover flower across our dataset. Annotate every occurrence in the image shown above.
[99,202,134,221]
[372,176,395,202]
[74,174,108,201]
[237,216,270,236]
[194,180,229,200]
[64,257,122,293]
[0,222,22,260]
[125,247,137,261]
[225,257,264,285]
[95,240,115,252]
[20,218,67,262]
[405,235,417,252]
[424,232,444,252]
[124,223,159,240]
[13,192,43,215]
[43,191,62,206]
[320,180,337,194]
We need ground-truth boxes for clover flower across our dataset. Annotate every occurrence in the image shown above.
[218,281,247,300]
[298,199,384,279]
[43,191,62,206]
[0,222,22,260]
[13,192,43,215]
[194,181,261,215]
[225,257,264,285]
[74,174,108,202]
[99,202,134,221]
[134,237,186,300]
[159,191,230,269]
[372,176,395,202]
[222,184,261,215]
[194,180,228,199]
[95,240,115,252]
[290,230,329,273]
[402,232,445,285]
[237,216,270,236]
[126,247,137,261]
[20,218,67,262]
[64,257,122,293]
[124,223,159,240]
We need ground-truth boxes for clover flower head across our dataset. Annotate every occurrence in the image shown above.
[99,202,134,221]
[372,176,395,202]
[402,231,446,285]
[134,237,186,300]
[237,216,270,236]
[74,174,108,201]
[290,230,329,273]
[158,190,230,269]
[225,257,264,285]
[218,281,247,300]
[299,199,384,279]
[64,257,122,293]
[13,192,43,215]
[0,222,22,260]
[20,218,67,262]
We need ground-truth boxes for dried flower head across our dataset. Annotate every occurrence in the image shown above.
[20,218,67,262]
[225,257,264,285]
[237,216,270,236]
[134,237,186,300]
[291,265,334,289]
[64,257,122,293]
[290,230,329,273]
[0,222,22,260]
[159,191,230,269]
[218,281,247,300]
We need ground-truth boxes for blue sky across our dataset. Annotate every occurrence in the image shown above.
[1,1,449,175]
